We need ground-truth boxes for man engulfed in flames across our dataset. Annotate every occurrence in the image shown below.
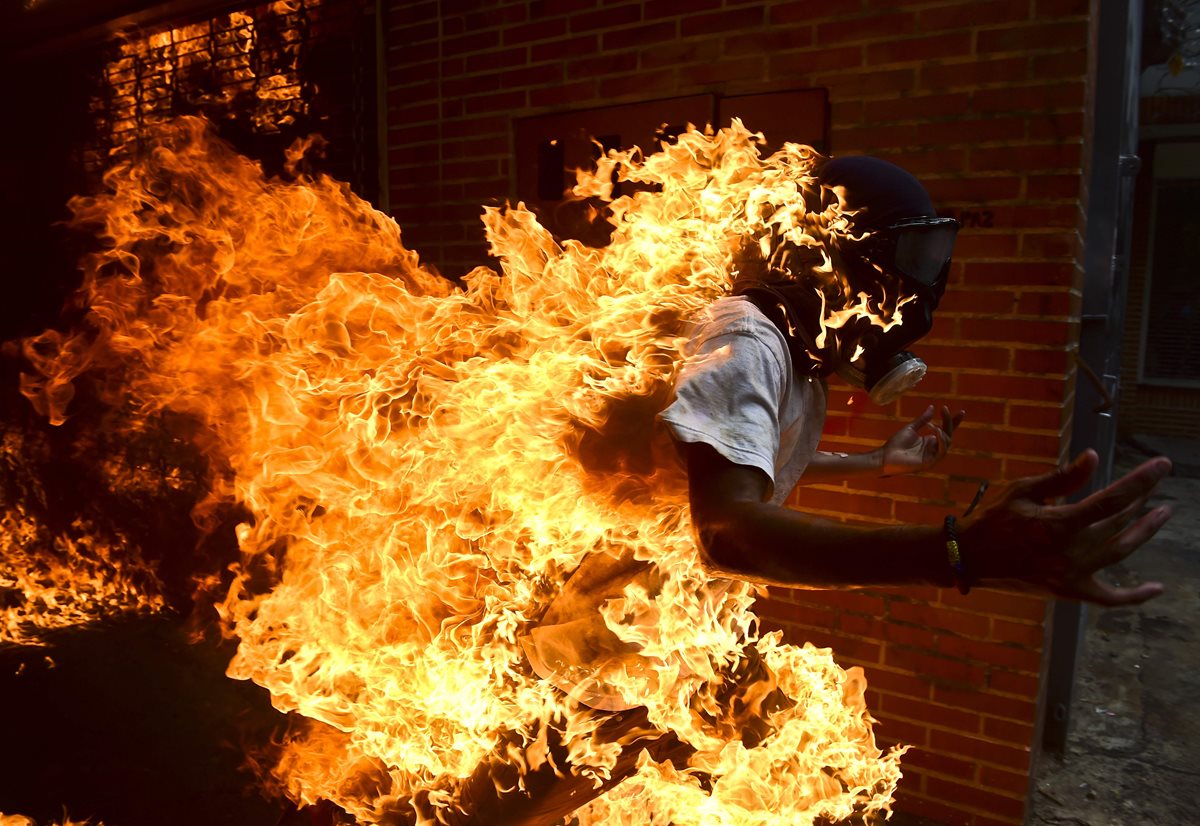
[16,118,1172,825]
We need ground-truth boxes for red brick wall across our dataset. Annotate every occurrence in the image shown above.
[383,2,1092,824]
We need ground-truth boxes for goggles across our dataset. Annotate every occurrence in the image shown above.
[860,217,961,287]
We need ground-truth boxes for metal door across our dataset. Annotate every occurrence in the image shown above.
[1043,0,1144,753]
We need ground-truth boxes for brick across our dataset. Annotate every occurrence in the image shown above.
[755,595,837,624]
[813,67,917,98]
[1026,100,1084,132]
[950,422,1056,453]
[725,28,813,56]
[1016,288,1079,321]
[682,9,758,37]
[817,12,915,44]
[1008,403,1064,431]
[769,44,863,77]
[443,72,500,98]
[935,636,1043,673]
[883,693,981,733]
[947,233,1020,260]
[602,21,676,51]
[1012,347,1071,374]
[874,715,930,746]
[771,0,859,24]
[468,47,529,73]
[806,629,884,663]
[885,645,988,685]
[463,5,527,29]
[530,79,597,108]
[960,317,1073,346]
[498,64,559,90]
[1019,231,1076,259]
[902,745,978,779]
[531,34,597,62]
[791,588,888,616]
[929,729,1032,771]
[504,17,568,45]
[567,51,638,80]
[1032,49,1088,80]
[571,4,641,33]
[387,101,439,124]
[924,776,1026,820]
[957,374,1063,408]
[387,42,438,66]
[684,56,767,85]
[922,56,1029,91]
[975,204,1079,229]
[642,38,721,69]
[866,665,934,699]
[874,148,967,176]
[977,21,1088,54]
[464,89,527,114]
[940,587,1049,621]
[917,344,1011,371]
[983,715,1035,744]
[527,0,596,15]
[937,287,1018,315]
[599,69,678,99]
[840,611,885,638]
[916,117,1027,147]
[444,30,499,56]
[973,143,1081,172]
[387,1,437,28]
[793,487,895,520]
[865,92,971,123]
[973,80,1086,113]
[394,20,438,44]
[870,472,949,501]
[918,0,1030,31]
[964,261,1074,288]
[1036,0,1089,14]
[888,600,991,637]
[832,123,920,151]
[980,764,1030,796]
[1001,456,1063,482]
[892,791,970,826]
[867,32,972,64]
[645,0,722,19]
[883,621,937,650]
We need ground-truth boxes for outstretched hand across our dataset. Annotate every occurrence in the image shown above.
[963,450,1173,606]
[880,405,965,476]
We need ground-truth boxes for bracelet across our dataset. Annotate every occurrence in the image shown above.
[943,515,970,595]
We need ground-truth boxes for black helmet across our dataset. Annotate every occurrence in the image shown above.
[736,155,959,405]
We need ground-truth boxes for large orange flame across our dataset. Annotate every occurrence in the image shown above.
[21,117,905,823]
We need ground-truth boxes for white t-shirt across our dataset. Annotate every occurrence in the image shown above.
[521,296,827,710]
[659,295,827,504]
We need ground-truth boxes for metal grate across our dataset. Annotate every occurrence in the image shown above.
[86,0,378,202]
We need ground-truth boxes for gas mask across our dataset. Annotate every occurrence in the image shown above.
[831,215,960,404]
[729,156,955,405]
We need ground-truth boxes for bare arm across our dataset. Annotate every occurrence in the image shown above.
[687,442,1173,605]
[687,442,951,588]
[797,405,965,485]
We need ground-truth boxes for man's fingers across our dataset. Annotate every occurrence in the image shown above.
[940,406,965,437]
[911,405,935,430]
[1022,449,1099,503]
[1095,505,1172,567]
[1073,576,1165,608]
[1062,456,1172,528]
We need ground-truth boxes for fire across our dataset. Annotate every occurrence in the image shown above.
[0,418,167,647]
[0,814,100,826]
[20,117,905,823]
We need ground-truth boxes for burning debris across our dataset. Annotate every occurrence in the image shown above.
[13,116,907,823]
